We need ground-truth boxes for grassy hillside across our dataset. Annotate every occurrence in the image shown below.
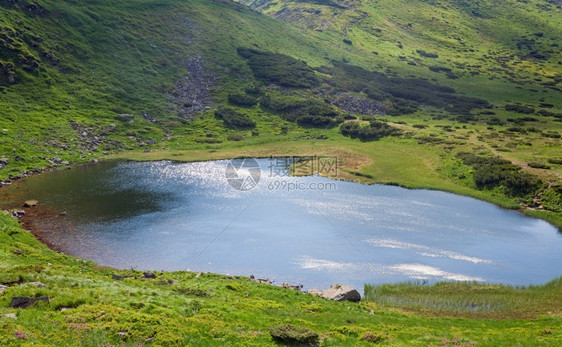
[1,0,561,224]
[237,0,562,91]
[1,212,561,346]
[0,0,341,177]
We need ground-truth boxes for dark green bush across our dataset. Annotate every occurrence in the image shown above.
[227,93,258,106]
[195,138,222,144]
[507,127,527,133]
[488,117,504,125]
[540,185,562,212]
[537,109,556,117]
[215,108,255,128]
[261,95,339,122]
[173,287,208,297]
[237,47,318,88]
[297,115,334,127]
[227,134,244,141]
[542,131,561,138]
[269,324,319,345]
[505,104,535,114]
[428,66,452,73]
[457,153,542,197]
[528,162,551,169]
[328,60,488,115]
[340,121,400,141]
[245,85,262,95]
[417,50,438,58]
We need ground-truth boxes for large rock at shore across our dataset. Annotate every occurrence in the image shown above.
[307,284,361,302]
[23,200,39,207]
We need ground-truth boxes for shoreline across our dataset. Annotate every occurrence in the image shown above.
[2,149,561,230]
[0,155,560,292]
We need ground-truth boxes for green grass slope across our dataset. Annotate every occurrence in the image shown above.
[237,0,562,92]
[1,212,561,346]
[0,0,343,178]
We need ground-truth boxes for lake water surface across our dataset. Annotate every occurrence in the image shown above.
[1,159,560,291]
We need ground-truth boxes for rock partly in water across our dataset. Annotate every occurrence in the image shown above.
[281,282,303,291]
[250,275,273,285]
[12,210,25,218]
[23,200,39,207]
[10,296,50,308]
[307,284,361,302]
[112,274,124,281]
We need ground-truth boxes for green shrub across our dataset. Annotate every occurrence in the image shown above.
[227,93,258,106]
[215,108,255,128]
[528,162,551,169]
[340,121,401,141]
[416,50,438,58]
[540,185,562,212]
[269,324,319,345]
[173,287,208,297]
[457,153,543,197]
[542,131,561,138]
[227,134,244,141]
[296,115,334,127]
[505,104,535,114]
[429,66,452,73]
[237,47,318,88]
[225,282,244,291]
[195,138,223,144]
[261,94,339,122]
[244,85,262,95]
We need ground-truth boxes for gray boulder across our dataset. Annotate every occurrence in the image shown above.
[143,271,156,279]
[307,284,361,302]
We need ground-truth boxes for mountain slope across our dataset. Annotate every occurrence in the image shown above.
[237,0,562,88]
[0,0,343,175]
[0,0,561,220]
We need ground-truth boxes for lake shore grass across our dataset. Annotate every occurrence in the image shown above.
[1,212,561,346]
